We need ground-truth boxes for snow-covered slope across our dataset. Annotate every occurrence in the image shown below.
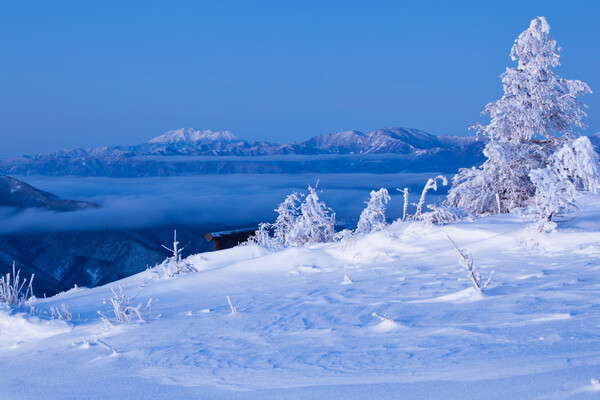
[2,196,600,399]
[0,127,487,176]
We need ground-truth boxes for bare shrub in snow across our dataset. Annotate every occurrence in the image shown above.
[356,188,390,234]
[247,222,278,250]
[447,17,591,216]
[98,286,154,323]
[0,261,34,307]
[448,236,494,293]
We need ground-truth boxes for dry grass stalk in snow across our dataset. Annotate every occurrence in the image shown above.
[99,286,153,323]
[51,303,73,320]
[0,261,34,307]
[447,236,494,293]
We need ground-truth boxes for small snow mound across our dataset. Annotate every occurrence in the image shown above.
[371,312,403,332]
[341,275,353,285]
[414,288,484,304]
[529,313,571,322]
[0,307,71,348]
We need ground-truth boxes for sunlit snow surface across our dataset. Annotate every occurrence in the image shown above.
[2,197,600,399]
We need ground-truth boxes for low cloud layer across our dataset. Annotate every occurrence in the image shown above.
[0,173,449,234]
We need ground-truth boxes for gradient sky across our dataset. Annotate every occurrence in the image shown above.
[0,0,599,157]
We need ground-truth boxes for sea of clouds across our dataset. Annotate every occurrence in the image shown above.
[0,173,450,234]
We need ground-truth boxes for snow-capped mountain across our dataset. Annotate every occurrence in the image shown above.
[147,128,238,144]
[0,127,487,176]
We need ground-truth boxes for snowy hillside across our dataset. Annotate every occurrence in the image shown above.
[2,195,600,399]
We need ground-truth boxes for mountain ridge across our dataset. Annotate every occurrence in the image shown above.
[0,127,487,176]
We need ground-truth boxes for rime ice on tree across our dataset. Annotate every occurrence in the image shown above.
[356,188,390,234]
[447,16,592,216]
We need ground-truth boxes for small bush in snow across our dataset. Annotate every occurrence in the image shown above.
[0,261,34,307]
[273,192,302,247]
[247,222,279,250]
[448,236,494,293]
[155,230,196,277]
[290,184,336,246]
[356,188,390,234]
[333,228,355,244]
[251,185,336,249]
[421,205,473,226]
[98,286,154,323]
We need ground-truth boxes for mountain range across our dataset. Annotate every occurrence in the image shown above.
[0,175,98,211]
[0,127,487,176]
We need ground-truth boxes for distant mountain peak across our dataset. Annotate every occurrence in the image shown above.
[148,128,237,144]
[0,126,491,176]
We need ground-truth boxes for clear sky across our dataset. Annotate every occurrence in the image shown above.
[0,0,598,157]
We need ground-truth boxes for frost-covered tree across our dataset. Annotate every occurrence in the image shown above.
[527,136,600,227]
[470,16,591,143]
[356,188,390,234]
[248,185,336,248]
[287,185,335,246]
[446,142,552,214]
[272,192,302,246]
[528,165,578,225]
[551,136,600,193]
[447,16,591,215]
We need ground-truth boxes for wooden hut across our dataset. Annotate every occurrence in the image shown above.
[205,228,257,251]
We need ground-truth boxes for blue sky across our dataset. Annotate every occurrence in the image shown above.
[0,1,598,157]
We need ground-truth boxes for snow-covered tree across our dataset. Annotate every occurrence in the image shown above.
[272,192,302,246]
[551,136,600,193]
[527,136,600,228]
[248,185,336,248]
[528,165,578,225]
[447,16,591,215]
[356,188,390,234]
[446,142,552,214]
[288,185,336,246]
[470,16,591,143]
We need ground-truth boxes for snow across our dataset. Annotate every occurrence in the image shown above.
[2,196,600,398]
[148,128,237,144]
